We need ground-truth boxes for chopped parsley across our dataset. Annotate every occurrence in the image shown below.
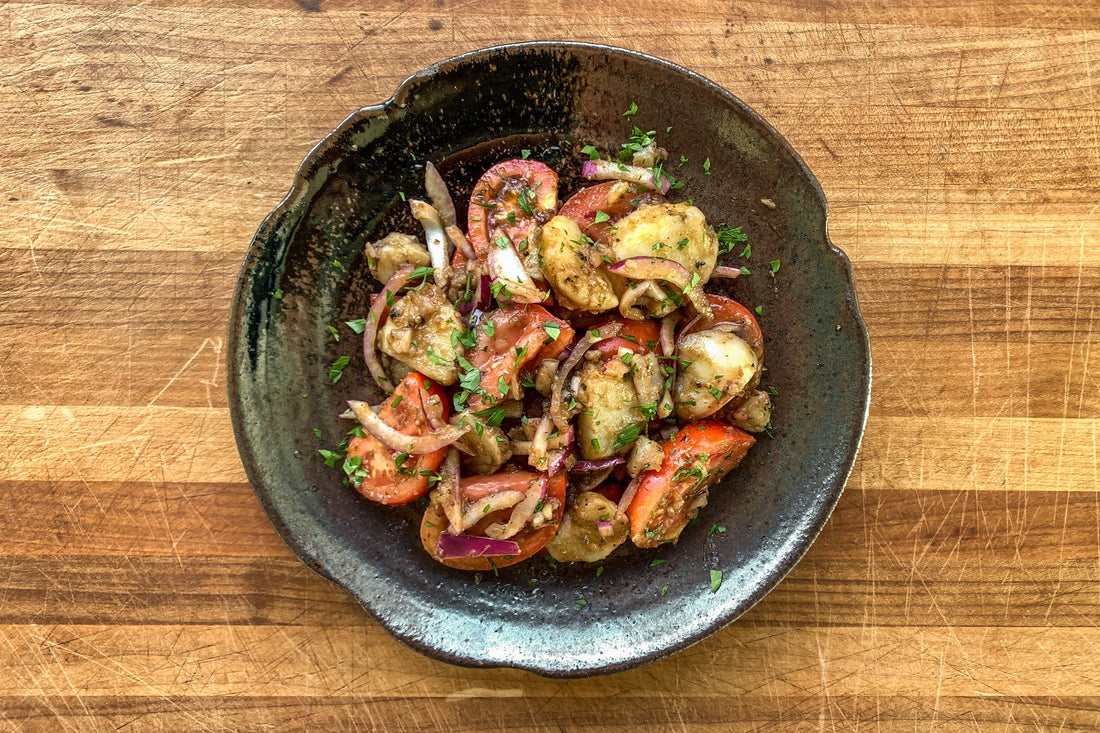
[709,569,723,593]
[623,101,638,116]
[544,322,561,341]
[318,449,341,468]
[613,423,642,451]
[770,259,781,274]
[517,188,536,216]
[328,355,351,384]
[345,318,367,334]
[703,157,712,175]
[581,144,600,160]
[715,223,749,255]
[593,210,611,224]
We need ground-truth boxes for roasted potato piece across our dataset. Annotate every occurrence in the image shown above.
[729,388,773,433]
[365,232,431,284]
[672,329,758,421]
[545,491,629,563]
[576,360,642,460]
[538,215,619,312]
[608,203,718,283]
[378,284,462,385]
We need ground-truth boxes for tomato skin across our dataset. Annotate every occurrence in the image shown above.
[345,373,449,505]
[467,305,574,411]
[558,181,666,243]
[420,472,567,570]
[683,294,764,360]
[466,159,558,260]
[626,421,755,547]
[589,316,662,359]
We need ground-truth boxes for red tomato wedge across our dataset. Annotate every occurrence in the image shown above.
[682,294,764,360]
[344,373,449,505]
[558,181,666,243]
[465,159,558,261]
[626,420,755,547]
[589,316,662,359]
[420,471,567,570]
[467,305,574,411]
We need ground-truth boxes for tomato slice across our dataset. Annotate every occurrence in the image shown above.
[589,316,662,359]
[420,471,567,570]
[465,159,558,261]
[466,305,574,411]
[558,181,666,243]
[682,294,764,360]
[626,420,755,547]
[344,373,449,505]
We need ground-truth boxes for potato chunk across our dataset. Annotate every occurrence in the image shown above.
[608,202,718,282]
[538,215,619,312]
[673,329,758,420]
[545,492,629,563]
[576,360,642,460]
[365,232,431,284]
[378,284,462,385]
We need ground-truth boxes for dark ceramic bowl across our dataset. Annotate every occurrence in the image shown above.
[227,42,870,677]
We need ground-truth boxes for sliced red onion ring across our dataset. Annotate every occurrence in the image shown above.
[409,199,449,272]
[363,265,414,393]
[347,399,468,455]
[445,224,478,262]
[617,475,642,514]
[549,322,623,431]
[711,265,742,279]
[617,278,653,320]
[487,234,547,303]
[596,520,615,538]
[438,449,464,535]
[461,490,526,530]
[424,162,457,227]
[484,484,543,539]
[573,457,625,471]
[608,256,712,318]
[659,312,679,356]
[437,532,521,559]
[581,159,671,195]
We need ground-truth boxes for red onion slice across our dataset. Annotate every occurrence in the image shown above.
[573,457,625,471]
[363,265,414,393]
[617,475,642,514]
[445,224,478,262]
[424,162,457,227]
[461,490,526,530]
[549,322,623,431]
[711,265,742,279]
[608,256,712,318]
[487,234,547,303]
[437,532,521,559]
[409,199,449,272]
[618,278,653,320]
[347,399,468,455]
[581,159,671,195]
[438,449,464,535]
[659,312,679,356]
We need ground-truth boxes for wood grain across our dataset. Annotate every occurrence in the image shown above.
[2,0,1099,729]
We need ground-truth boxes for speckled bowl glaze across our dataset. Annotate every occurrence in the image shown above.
[227,42,871,677]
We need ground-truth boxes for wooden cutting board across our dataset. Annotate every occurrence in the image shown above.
[2,0,1098,729]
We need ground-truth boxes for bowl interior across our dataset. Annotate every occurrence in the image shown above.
[228,43,870,676]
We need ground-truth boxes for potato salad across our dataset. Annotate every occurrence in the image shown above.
[332,132,772,571]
